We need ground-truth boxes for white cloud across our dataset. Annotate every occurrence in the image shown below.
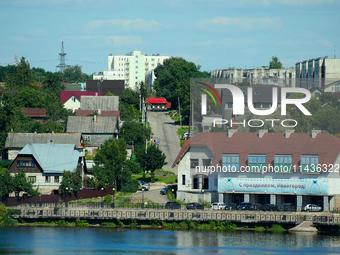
[62,35,144,46]
[276,0,335,5]
[87,19,162,32]
[24,29,49,37]
[196,17,282,31]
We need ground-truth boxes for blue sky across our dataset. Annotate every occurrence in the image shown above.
[0,0,339,75]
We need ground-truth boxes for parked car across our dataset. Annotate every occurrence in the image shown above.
[160,184,178,195]
[303,204,322,212]
[186,203,204,210]
[237,202,252,210]
[211,202,226,210]
[250,203,263,211]
[225,203,238,210]
[181,131,196,140]
[165,201,181,209]
[262,204,278,211]
[278,203,296,212]
[138,180,150,191]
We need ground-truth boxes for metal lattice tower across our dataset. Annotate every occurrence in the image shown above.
[56,41,68,72]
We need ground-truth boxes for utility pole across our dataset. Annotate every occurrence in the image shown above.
[178,97,182,127]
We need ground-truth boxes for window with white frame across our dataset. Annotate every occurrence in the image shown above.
[301,155,319,173]
[248,155,266,172]
[222,154,239,171]
[274,155,292,172]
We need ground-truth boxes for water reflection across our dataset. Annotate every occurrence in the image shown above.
[0,227,339,255]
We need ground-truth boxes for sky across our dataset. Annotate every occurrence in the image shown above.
[0,0,339,75]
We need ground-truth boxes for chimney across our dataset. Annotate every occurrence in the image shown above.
[228,129,237,137]
[258,129,268,138]
[95,92,98,96]
[52,130,54,134]
[34,130,37,134]
[312,130,321,138]
[285,130,294,138]
[98,109,101,115]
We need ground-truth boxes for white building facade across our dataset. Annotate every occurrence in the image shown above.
[107,50,169,90]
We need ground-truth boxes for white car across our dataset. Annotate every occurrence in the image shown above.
[303,204,322,212]
[211,202,226,210]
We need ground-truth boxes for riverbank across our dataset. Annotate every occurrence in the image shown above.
[0,218,295,233]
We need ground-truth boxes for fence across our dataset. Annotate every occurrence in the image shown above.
[3,187,115,207]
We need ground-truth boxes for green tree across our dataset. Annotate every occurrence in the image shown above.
[0,169,13,197]
[5,57,39,90]
[269,56,283,69]
[42,72,64,97]
[93,138,127,190]
[153,57,209,109]
[12,169,39,196]
[136,144,167,182]
[59,168,82,194]
[119,121,151,147]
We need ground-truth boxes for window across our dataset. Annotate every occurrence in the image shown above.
[193,174,199,189]
[45,176,51,183]
[203,159,210,167]
[190,159,199,169]
[136,61,138,63]
[83,135,91,142]
[151,64,155,67]
[222,155,239,171]
[248,155,266,172]
[17,161,34,167]
[136,71,138,74]
[182,175,185,185]
[27,176,36,183]
[301,155,319,173]
[151,58,155,61]
[274,155,292,172]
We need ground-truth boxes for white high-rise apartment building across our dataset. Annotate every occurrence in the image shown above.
[108,50,169,91]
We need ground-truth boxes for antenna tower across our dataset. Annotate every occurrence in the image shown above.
[56,41,68,72]
[14,55,19,65]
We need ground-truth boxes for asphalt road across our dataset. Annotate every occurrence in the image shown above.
[147,110,181,173]
[130,186,169,204]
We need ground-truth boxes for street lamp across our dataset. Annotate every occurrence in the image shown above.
[232,190,235,203]
[265,191,267,205]
[201,189,204,204]
[101,187,104,202]
[113,188,115,205]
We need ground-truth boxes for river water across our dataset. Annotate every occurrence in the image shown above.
[0,227,340,254]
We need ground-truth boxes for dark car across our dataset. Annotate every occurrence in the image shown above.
[225,203,238,210]
[165,201,181,209]
[262,204,278,211]
[237,202,252,210]
[160,184,178,195]
[278,203,295,212]
[186,203,204,210]
[250,203,263,211]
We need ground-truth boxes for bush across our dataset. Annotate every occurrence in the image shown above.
[255,226,266,232]
[270,224,285,232]
[75,219,89,227]
[101,222,116,227]
[179,221,188,229]
[104,195,113,203]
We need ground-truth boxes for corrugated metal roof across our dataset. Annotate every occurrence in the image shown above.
[80,96,119,111]
[5,133,83,149]
[19,143,83,173]
[66,116,117,133]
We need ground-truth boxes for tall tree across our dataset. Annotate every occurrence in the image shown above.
[269,56,283,69]
[153,57,209,109]
[5,57,39,90]
[59,168,82,194]
[136,144,167,182]
[92,138,127,189]
[12,169,39,196]
[119,121,151,147]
